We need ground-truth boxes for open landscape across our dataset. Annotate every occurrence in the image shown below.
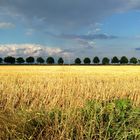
[0,66,140,139]
[1,0,140,139]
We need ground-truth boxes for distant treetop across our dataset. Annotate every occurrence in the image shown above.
[83,57,91,64]
[26,56,35,64]
[75,58,81,64]
[4,56,15,64]
[46,57,55,64]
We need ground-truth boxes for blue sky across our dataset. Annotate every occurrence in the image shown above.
[0,0,140,60]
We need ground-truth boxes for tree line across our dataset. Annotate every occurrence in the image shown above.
[0,56,139,65]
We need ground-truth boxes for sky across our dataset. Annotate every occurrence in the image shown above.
[0,0,140,61]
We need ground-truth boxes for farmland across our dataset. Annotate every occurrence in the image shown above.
[0,66,140,139]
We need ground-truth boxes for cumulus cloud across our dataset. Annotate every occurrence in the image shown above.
[0,0,140,32]
[0,22,15,29]
[0,44,72,57]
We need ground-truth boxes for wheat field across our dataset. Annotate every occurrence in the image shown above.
[0,66,140,139]
[1,65,140,109]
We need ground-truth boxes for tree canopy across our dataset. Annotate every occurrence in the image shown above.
[111,56,119,64]
[16,57,25,64]
[26,56,35,64]
[75,58,81,64]
[130,57,137,64]
[36,57,45,64]
[0,55,140,65]
[58,57,64,64]
[93,56,100,64]
[4,56,15,64]
[120,56,128,64]
[102,57,110,65]
[83,57,91,64]
[0,58,3,64]
[46,57,55,64]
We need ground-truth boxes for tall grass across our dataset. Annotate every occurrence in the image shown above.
[0,66,140,139]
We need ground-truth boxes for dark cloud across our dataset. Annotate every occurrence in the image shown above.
[135,48,140,51]
[59,33,118,40]
[0,0,139,32]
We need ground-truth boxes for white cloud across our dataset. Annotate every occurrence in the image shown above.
[25,29,35,36]
[0,44,72,57]
[0,22,15,29]
[76,38,96,50]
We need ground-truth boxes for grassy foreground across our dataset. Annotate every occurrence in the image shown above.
[0,66,140,139]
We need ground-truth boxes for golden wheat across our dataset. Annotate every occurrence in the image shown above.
[0,65,140,112]
[1,66,140,139]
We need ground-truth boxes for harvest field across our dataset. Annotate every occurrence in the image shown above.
[0,66,140,139]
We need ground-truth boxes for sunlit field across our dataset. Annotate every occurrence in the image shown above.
[1,66,140,139]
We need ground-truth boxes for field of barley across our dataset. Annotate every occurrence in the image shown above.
[0,66,140,139]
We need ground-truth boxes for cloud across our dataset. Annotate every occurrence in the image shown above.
[134,36,140,39]
[54,33,117,51]
[0,22,15,29]
[58,33,118,40]
[25,29,35,36]
[0,44,72,57]
[76,39,96,50]
[135,48,140,51]
[0,0,140,32]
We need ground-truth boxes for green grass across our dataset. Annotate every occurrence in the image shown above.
[0,99,140,140]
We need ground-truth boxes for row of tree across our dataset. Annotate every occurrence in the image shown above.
[0,56,139,64]
[75,56,138,64]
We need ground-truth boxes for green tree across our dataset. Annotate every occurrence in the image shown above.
[0,58,3,64]
[120,56,128,64]
[111,56,119,64]
[83,57,91,64]
[36,57,45,64]
[75,58,81,64]
[130,57,137,64]
[58,57,64,64]
[93,56,100,64]
[102,57,110,65]
[4,56,15,64]
[16,57,25,64]
[46,57,55,64]
[26,56,35,64]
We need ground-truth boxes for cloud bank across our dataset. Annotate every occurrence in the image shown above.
[0,44,72,58]
[58,33,118,40]
[0,0,140,32]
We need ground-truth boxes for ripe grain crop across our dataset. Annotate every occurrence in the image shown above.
[0,66,140,139]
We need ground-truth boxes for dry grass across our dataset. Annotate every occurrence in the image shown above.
[0,66,140,139]
[0,66,140,110]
